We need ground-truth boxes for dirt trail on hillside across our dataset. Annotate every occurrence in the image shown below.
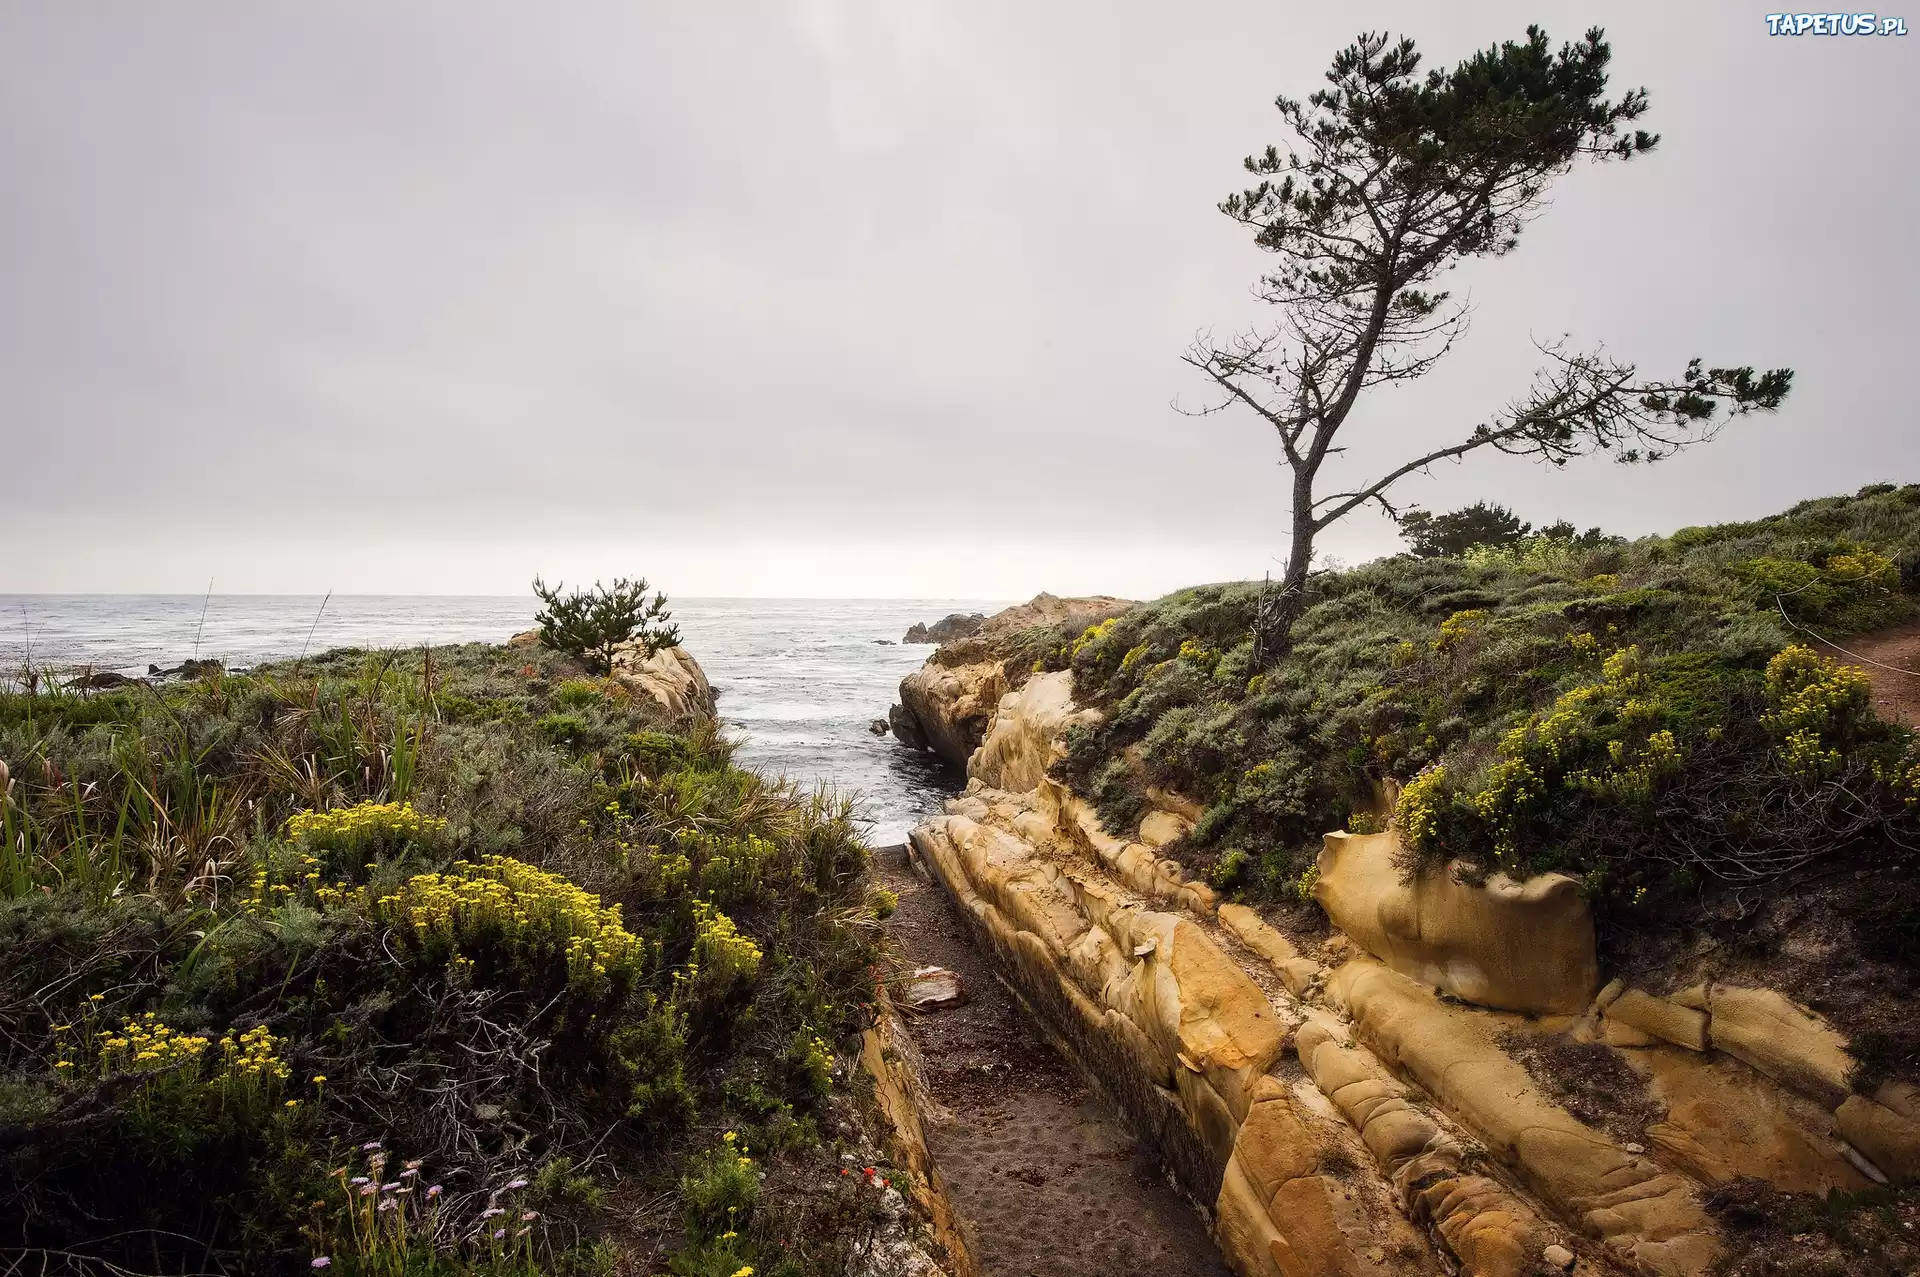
[869,843,1229,1277]
[1813,619,1920,726]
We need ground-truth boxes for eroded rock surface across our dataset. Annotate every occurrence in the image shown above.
[890,594,1132,768]
[612,642,716,719]
[894,643,1908,1277]
[1315,830,1598,1015]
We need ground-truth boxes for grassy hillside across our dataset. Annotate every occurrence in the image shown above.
[1046,484,1920,999]
[0,642,900,1276]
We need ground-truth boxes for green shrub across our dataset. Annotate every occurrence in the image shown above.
[532,576,681,676]
[1049,484,1920,914]
[536,711,592,747]
[554,677,619,710]
[1209,848,1251,889]
[680,1131,760,1243]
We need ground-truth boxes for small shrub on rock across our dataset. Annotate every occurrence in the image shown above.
[532,576,681,676]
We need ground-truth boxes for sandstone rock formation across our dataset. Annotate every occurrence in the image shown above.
[896,655,1908,1277]
[967,671,1100,794]
[890,593,1131,768]
[1314,830,1598,1014]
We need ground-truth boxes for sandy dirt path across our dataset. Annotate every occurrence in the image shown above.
[869,844,1229,1277]
[1813,619,1920,726]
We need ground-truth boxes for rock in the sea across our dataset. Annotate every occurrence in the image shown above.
[869,718,889,736]
[888,702,929,752]
[74,669,137,689]
[902,612,986,645]
[147,659,223,679]
[874,639,896,645]
[900,966,965,1011]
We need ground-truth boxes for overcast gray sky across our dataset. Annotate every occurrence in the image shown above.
[2,2,1914,597]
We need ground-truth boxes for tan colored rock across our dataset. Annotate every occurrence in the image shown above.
[1878,1080,1920,1122]
[1216,1074,1439,1277]
[611,643,715,718]
[1703,984,1853,1108]
[1036,779,1217,914]
[1139,808,1194,847]
[909,805,1271,1195]
[1605,989,1710,1052]
[899,658,1006,769]
[1292,1018,1544,1277]
[1315,831,1598,1015]
[1639,1046,1867,1193]
[966,670,1099,793]
[1101,911,1285,1124]
[1323,958,1719,1277]
[893,594,1132,768]
[1218,903,1323,996]
[1146,785,1206,824]
[1671,983,1710,1012]
[1835,1095,1920,1183]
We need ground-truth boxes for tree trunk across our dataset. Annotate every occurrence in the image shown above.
[1253,478,1319,667]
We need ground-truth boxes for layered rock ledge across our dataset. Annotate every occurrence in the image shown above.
[894,649,1911,1277]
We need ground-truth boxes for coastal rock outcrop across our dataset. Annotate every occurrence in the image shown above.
[966,671,1098,794]
[506,629,716,721]
[890,593,1132,769]
[611,642,716,719]
[903,612,986,645]
[893,619,1907,1276]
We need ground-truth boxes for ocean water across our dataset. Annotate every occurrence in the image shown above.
[0,595,1001,844]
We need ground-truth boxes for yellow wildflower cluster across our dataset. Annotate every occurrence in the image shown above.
[216,1024,290,1086]
[1762,645,1872,779]
[1875,750,1920,807]
[1737,547,1895,619]
[370,855,642,994]
[1825,549,1895,586]
[688,902,762,998]
[1433,609,1489,652]
[1119,643,1151,671]
[100,1014,210,1075]
[1395,767,1450,848]
[285,801,448,851]
[246,851,321,914]
[1069,617,1118,661]
[1567,630,1600,654]
[1176,638,1217,670]
[1403,646,1685,863]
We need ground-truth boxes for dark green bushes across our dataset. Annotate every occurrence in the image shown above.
[1050,483,1920,912]
[0,641,881,1275]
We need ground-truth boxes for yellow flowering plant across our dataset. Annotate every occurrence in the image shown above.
[1397,646,1692,870]
[363,855,643,999]
[286,801,449,862]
